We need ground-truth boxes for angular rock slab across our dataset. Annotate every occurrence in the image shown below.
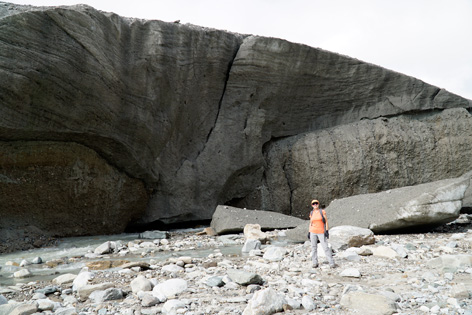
[328,175,470,233]
[210,205,305,235]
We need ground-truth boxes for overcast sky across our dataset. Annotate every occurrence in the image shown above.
[7,0,472,100]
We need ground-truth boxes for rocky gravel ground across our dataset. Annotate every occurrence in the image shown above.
[2,218,472,314]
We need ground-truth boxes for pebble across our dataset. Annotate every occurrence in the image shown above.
[340,268,361,278]
[153,278,188,298]
[1,226,472,314]
[13,269,31,278]
[32,257,43,264]
[130,275,152,293]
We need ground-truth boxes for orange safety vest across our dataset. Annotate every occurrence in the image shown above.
[309,209,328,234]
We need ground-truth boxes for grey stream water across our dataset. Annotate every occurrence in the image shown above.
[0,231,243,287]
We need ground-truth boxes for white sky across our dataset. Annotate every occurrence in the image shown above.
[6,0,472,100]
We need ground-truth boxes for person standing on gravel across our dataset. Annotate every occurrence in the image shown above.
[309,199,336,268]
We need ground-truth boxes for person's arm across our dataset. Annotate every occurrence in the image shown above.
[324,210,329,229]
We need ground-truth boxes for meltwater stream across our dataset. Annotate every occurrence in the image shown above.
[0,230,244,287]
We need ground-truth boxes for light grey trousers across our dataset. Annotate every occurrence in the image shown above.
[310,232,334,265]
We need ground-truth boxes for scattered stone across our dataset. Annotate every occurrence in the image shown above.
[340,291,398,315]
[337,249,361,262]
[446,241,458,248]
[45,259,65,268]
[94,241,112,255]
[218,234,242,245]
[419,305,430,312]
[371,246,402,259]
[283,303,294,311]
[139,230,168,239]
[200,227,217,236]
[242,239,262,253]
[227,269,263,286]
[141,293,159,307]
[246,285,262,294]
[206,276,225,287]
[243,288,287,315]
[32,257,43,264]
[301,295,316,311]
[153,279,188,298]
[263,246,287,262]
[72,270,93,292]
[427,254,472,272]
[249,249,263,257]
[35,285,60,295]
[9,303,39,315]
[175,256,192,264]
[130,275,153,293]
[391,244,408,258]
[37,298,55,311]
[451,284,470,299]
[151,289,167,303]
[120,261,151,270]
[62,295,78,305]
[13,269,31,278]
[19,259,30,267]
[162,299,186,314]
[89,288,123,303]
[329,225,375,251]
[77,283,114,300]
[356,246,373,256]
[54,306,78,315]
[380,290,401,302]
[0,294,6,305]
[243,223,267,241]
[52,273,77,286]
[161,264,184,273]
[340,268,361,278]
[86,260,129,270]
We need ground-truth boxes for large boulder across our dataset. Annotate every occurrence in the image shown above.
[1,3,472,240]
[210,205,305,234]
[261,108,472,218]
[328,174,470,233]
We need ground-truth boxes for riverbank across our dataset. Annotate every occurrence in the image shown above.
[1,221,472,314]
